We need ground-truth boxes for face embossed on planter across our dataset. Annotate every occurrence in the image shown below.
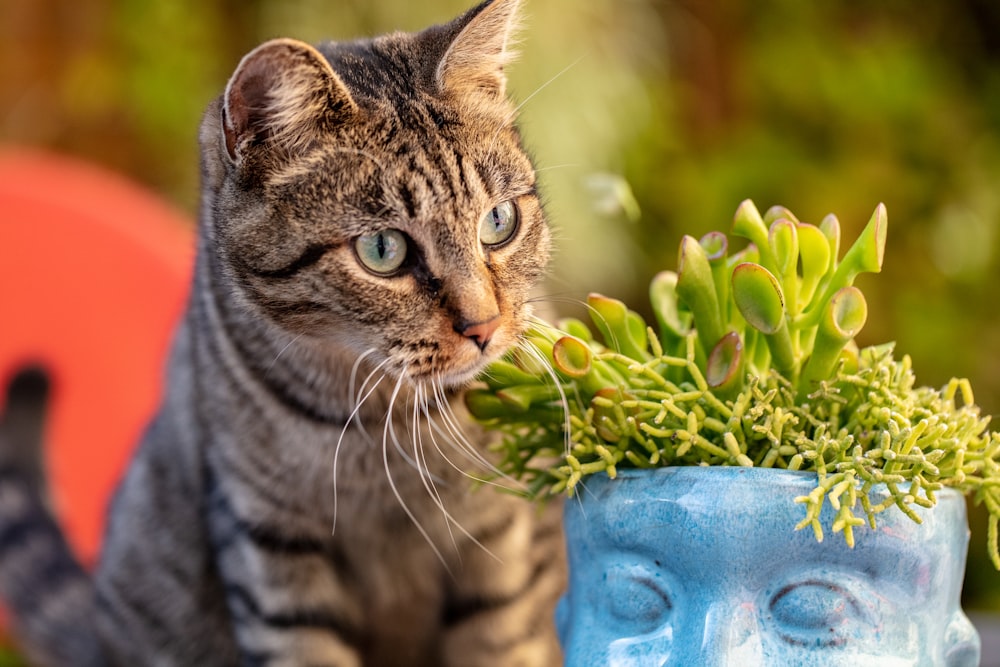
[557,467,981,667]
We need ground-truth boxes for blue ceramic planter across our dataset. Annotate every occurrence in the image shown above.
[557,467,980,666]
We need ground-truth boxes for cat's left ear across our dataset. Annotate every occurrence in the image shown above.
[223,38,358,164]
[436,0,522,101]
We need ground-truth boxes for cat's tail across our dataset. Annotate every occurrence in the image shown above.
[0,368,104,666]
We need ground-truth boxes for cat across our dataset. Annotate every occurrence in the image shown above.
[0,0,566,664]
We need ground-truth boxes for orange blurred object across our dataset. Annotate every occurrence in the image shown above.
[0,149,193,568]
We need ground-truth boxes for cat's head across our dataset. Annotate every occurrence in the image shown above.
[199,0,549,387]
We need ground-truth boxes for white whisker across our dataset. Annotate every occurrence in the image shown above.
[425,378,519,490]
[430,379,506,475]
[349,353,393,448]
[330,356,392,536]
[511,55,585,119]
[525,294,590,309]
[348,348,377,410]
[410,384,462,558]
[265,333,304,374]
[387,386,427,474]
[418,380,503,563]
[532,162,581,175]
[411,384,448,486]
[517,338,574,456]
[489,55,585,154]
[382,375,451,571]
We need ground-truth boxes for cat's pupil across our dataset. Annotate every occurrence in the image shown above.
[355,229,407,275]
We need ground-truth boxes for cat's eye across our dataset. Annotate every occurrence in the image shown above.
[354,229,407,275]
[480,200,519,247]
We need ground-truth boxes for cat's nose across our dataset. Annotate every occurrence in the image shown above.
[458,316,501,352]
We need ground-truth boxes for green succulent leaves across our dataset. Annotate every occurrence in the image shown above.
[677,235,725,355]
[467,201,1000,567]
[664,199,884,397]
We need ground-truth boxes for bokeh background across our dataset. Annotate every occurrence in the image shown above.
[3,0,1000,648]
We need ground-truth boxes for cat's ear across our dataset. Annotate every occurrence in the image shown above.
[436,0,522,101]
[223,38,357,163]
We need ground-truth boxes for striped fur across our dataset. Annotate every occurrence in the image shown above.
[0,1,566,665]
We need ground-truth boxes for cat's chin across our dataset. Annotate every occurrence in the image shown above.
[407,362,490,390]
[403,348,505,389]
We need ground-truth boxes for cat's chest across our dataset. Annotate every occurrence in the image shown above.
[209,389,484,560]
[329,480,460,649]
[331,453,473,551]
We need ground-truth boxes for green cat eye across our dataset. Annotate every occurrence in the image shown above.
[480,200,519,247]
[355,229,407,275]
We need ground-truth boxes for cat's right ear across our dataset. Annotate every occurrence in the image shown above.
[222,38,358,164]
[436,0,522,102]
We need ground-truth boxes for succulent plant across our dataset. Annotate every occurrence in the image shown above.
[467,200,1000,565]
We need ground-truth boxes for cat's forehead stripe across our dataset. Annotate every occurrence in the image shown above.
[321,37,427,109]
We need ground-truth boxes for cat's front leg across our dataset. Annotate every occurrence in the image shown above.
[442,497,566,667]
[207,473,364,667]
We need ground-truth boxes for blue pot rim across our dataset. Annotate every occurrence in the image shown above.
[577,465,967,500]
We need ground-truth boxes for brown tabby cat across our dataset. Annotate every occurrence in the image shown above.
[0,0,566,664]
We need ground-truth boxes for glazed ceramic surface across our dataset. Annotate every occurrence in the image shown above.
[557,467,980,666]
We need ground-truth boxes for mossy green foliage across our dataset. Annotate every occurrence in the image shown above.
[468,201,1000,566]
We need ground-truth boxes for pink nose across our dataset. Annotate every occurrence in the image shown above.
[459,316,501,352]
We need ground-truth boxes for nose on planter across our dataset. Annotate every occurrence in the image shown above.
[689,603,763,666]
[556,467,981,667]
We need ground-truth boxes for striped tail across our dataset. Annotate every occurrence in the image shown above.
[0,368,104,666]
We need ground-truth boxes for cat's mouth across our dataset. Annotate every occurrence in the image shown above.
[403,342,513,389]
[384,317,518,388]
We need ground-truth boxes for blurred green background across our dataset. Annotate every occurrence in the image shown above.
[3,0,1000,630]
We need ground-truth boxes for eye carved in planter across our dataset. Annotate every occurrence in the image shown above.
[768,579,869,648]
[603,565,673,635]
